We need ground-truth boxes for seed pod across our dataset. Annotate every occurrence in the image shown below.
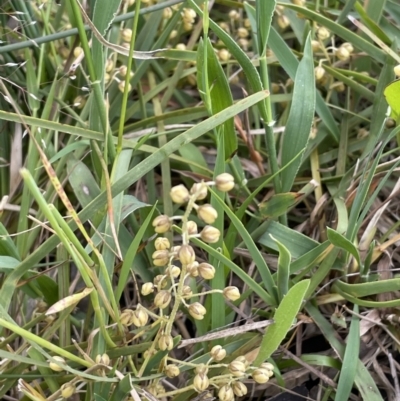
[197,204,218,224]
[170,184,190,203]
[49,356,66,372]
[155,237,170,250]
[188,302,207,320]
[200,226,220,244]
[252,368,270,384]
[61,383,76,399]
[152,215,171,233]
[223,286,241,301]
[165,364,180,378]
[190,183,208,200]
[131,308,149,327]
[120,309,134,326]
[141,282,155,296]
[158,333,174,351]
[187,220,198,235]
[193,372,209,392]
[228,360,246,377]
[154,290,172,309]
[198,262,215,280]
[152,250,170,266]
[178,245,196,265]
[215,173,235,192]
[210,345,226,361]
[232,381,247,397]
[218,384,234,401]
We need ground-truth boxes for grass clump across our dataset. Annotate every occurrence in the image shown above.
[1,1,400,401]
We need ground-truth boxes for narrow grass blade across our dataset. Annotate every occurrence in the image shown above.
[271,235,291,300]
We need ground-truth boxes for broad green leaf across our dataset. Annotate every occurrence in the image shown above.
[254,279,310,364]
[259,192,301,218]
[281,33,315,192]
[384,80,400,123]
[326,227,361,268]
[255,0,276,56]
[271,236,291,300]
[0,256,19,271]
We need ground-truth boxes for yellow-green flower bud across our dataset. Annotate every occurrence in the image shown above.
[198,262,215,280]
[73,46,83,58]
[237,27,249,38]
[335,46,350,61]
[105,58,114,73]
[317,26,330,41]
[166,265,181,278]
[152,250,170,266]
[176,43,186,51]
[60,383,76,399]
[394,65,400,77]
[228,360,246,377]
[314,66,325,82]
[200,226,220,244]
[49,356,66,372]
[218,49,231,62]
[187,261,199,277]
[121,28,132,42]
[187,220,198,235]
[141,282,154,296]
[154,290,172,309]
[223,286,241,301]
[120,309,134,325]
[154,237,170,250]
[234,356,250,367]
[188,302,207,320]
[291,0,305,5]
[73,95,86,109]
[158,333,174,351]
[252,368,270,384]
[163,7,173,19]
[131,308,149,327]
[260,362,275,377]
[195,363,209,375]
[193,372,209,392]
[165,364,180,378]
[215,173,234,192]
[210,345,226,361]
[277,15,289,30]
[118,80,132,93]
[170,184,190,203]
[228,10,239,20]
[178,244,196,265]
[119,65,134,78]
[182,285,193,296]
[219,22,230,32]
[197,204,218,224]
[190,183,208,200]
[311,40,320,51]
[232,381,247,397]
[218,384,234,401]
[154,274,168,289]
[95,353,110,365]
[152,215,171,233]
[181,8,196,24]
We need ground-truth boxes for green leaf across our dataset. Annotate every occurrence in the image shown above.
[255,0,276,56]
[254,279,310,364]
[271,236,291,300]
[259,193,301,218]
[281,33,316,192]
[0,256,19,272]
[326,227,361,268]
[384,80,400,122]
[197,38,237,159]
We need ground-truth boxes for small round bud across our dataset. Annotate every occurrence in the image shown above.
[394,65,400,77]
[277,15,290,30]
[104,73,111,85]
[292,0,305,5]
[187,261,199,277]
[183,22,193,32]
[182,285,193,296]
[341,42,354,53]
[317,26,330,41]
[190,183,208,200]
[200,226,220,244]
[238,38,249,50]
[210,345,226,361]
[195,363,209,375]
[244,18,251,28]
[197,204,218,224]
[170,184,190,203]
[73,95,86,109]
[193,372,209,392]
[61,383,76,399]
[237,27,249,38]
[188,302,207,320]
[232,381,247,397]
[152,250,170,266]
[223,286,241,301]
[229,10,240,20]
[215,173,235,192]
[175,43,187,51]
[165,265,181,278]
[158,333,174,350]
[228,360,246,377]
[154,274,168,289]
[218,49,231,62]
[219,22,230,32]
[154,237,170,251]
[333,81,345,92]
[163,7,173,19]
[335,46,350,61]
[198,262,215,280]
[218,384,234,401]
[314,66,325,82]
[165,364,180,378]
[311,40,320,51]
[105,58,114,73]
[181,8,196,24]
[170,29,178,39]
[154,290,172,309]
[178,244,196,265]
[187,220,198,235]
[73,46,83,58]
[118,80,132,93]
[131,308,149,327]
[152,215,171,234]
[252,368,270,383]
[119,65,134,78]
[120,309,134,325]
[260,362,275,376]
[95,353,110,365]
[234,356,250,367]
[121,28,133,42]
[49,356,66,372]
